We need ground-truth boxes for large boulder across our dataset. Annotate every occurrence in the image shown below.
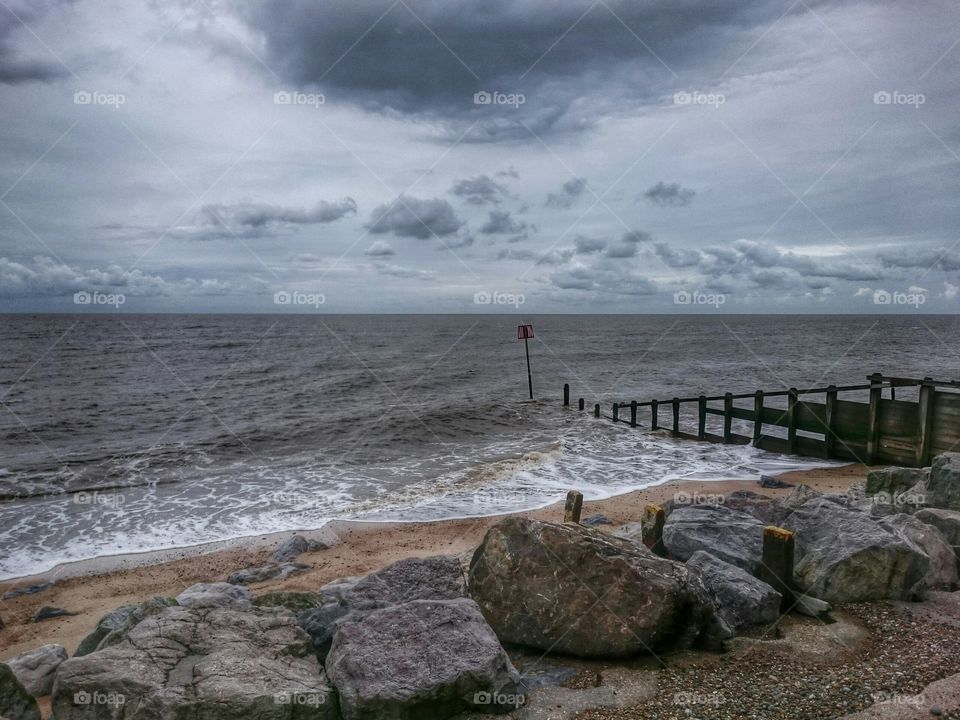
[784,497,930,602]
[176,582,252,610]
[75,597,177,657]
[777,484,823,518]
[341,555,467,611]
[5,644,67,696]
[319,577,362,605]
[297,602,352,662]
[879,514,958,590]
[468,517,730,658]
[686,551,781,632]
[0,664,40,720]
[254,591,325,613]
[928,452,960,511]
[866,466,930,497]
[915,508,960,548]
[719,490,781,524]
[227,562,309,585]
[662,504,765,573]
[326,598,520,720]
[52,605,338,720]
[272,534,331,563]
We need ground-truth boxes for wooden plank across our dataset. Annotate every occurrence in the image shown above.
[756,435,790,454]
[672,398,680,435]
[787,388,799,454]
[916,379,934,465]
[878,399,919,437]
[723,393,733,443]
[753,390,763,446]
[833,399,870,440]
[825,385,838,458]
[728,406,756,422]
[796,435,829,459]
[795,400,827,434]
[698,395,706,440]
[866,373,883,464]
[651,399,659,430]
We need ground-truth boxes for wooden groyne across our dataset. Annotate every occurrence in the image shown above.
[564,374,960,467]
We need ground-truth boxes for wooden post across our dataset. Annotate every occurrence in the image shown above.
[630,401,637,428]
[917,377,935,466]
[824,385,838,459]
[651,399,659,430]
[594,403,600,418]
[697,395,706,440]
[563,490,583,524]
[787,388,798,454]
[641,504,666,557]
[866,373,883,464]
[672,398,680,436]
[612,403,619,423]
[563,383,569,406]
[759,526,795,612]
[578,397,585,411]
[723,393,733,443]
[753,390,764,446]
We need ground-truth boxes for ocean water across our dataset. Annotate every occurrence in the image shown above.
[1,314,957,579]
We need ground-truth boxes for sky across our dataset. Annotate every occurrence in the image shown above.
[0,0,958,313]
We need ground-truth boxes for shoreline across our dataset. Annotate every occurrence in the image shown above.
[0,463,869,663]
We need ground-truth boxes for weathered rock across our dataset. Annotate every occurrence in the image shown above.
[254,591,325,613]
[76,597,177,656]
[31,607,76,622]
[326,598,521,720]
[610,521,643,544]
[52,605,338,720]
[297,602,351,662]
[719,490,780,524]
[469,517,730,658]
[866,466,930,497]
[915,508,960,548]
[580,514,612,527]
[176,582,252,610]
[928,452,960,511]
[879,514,958,590]
[792,594,833,619]
[662,504,765,573]
[0,663,40,720]
[319,577,362,605]
[784,497,930,602]
[227,561,309,585]
[686,551,781,632]
[1,584,50,601]
[0,615,4,631]
[343,555,467,611]
[5,645,67,697]
[777,484,823,518]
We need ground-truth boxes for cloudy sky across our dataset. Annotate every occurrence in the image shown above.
[0,0,958,313]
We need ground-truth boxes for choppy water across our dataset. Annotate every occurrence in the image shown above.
[1,314,957,579]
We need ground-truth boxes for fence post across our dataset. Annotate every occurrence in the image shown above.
[753,390,764,446]
[866,373,883,464]
[563,383,569,406]
[917,377,935,466]
[787,388,799,454]
[594,403,600,418]
[612,403,619,423]
[723,393,733,443]
[759,526,795,612]
[651,399,659,430]
[563,490,583,524]
[697,395,706,440]
[672,398,680,436]
[578,398,585,411]
[824,385,838,458]
[630,401,637,428]
[642,504,666,557]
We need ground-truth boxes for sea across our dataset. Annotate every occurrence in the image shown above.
[1,314,957,580]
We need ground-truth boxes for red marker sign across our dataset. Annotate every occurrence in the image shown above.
[517,324,534,340]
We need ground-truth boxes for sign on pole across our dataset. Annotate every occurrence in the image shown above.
[517,324,534,399]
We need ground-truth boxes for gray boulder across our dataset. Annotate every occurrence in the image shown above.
[468,517,730,658]
[253,591,325,613]
[719,490,780,524]
[297,602,352,662]
[784,497,930,602]
[342,555,467,611]
[326,598,520,720]
[227,562,309,585]
[75,597,177,657]
[52,605,338,720]
[319,577,362,605]
[272,535,330,563]
[879,514,958,590]
[686,551,781,632]
[777,484,823,518]
[915,507,960,547]
[865,466,930,497]
[5,644,67,697]
[662,504,765,573]
[928,452,960,511]
[176,582,252,610]
[0,663,40,720]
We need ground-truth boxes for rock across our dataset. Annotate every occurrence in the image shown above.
[343,555,467,611]
[720,490,780,524]
[75,597,177,657]
[326,598,521,719]
[297,602,351,662]
[610,521,644,544]
[879,514,958,590]
[5,645,67,697]
[686,551,782,632]
[783,497,930,602]
[759,474,793,489]
[52,605,338,720]
[31,607,76,622]
[836,669,960,719]
[915,508,960,548]
[792,594,833,619]
[227,562,309,585]
[662,504,765,573]
[777,484,823,518]
[271,534,330,563]
[253,591,325,613]
[0,615,4,631]
[468,517,730,658]
[176,582,252,610]
[319,576,362,605]
[0,663,40,720]
[580,514,612,527]
[928,453,960,511]
[866,466,930,497]
[1,584,50,601]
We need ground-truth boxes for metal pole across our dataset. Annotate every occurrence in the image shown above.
[524,336,533,400]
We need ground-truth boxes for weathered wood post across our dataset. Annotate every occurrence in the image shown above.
[787,388,799,454]
[630,400,637,428]
[697,395,707,440]
[612,403,619,423]
[759,526,795,612]
[641,504,666,557]
[824,385,838,458]
[753,390,764,446]
[563,383,570,406]
[578,397,585,411]
[866,373,883,464]
[672,398,680,435]
[594,403,600,418]
[917,377,935,466]
[563,490,583,523]
[723,392,733,443]
[651,399,659,430]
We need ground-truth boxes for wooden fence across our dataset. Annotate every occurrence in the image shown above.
[564,374,960,467]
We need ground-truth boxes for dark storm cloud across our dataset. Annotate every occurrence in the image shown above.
[480,210,530,235]
[202,198,357,227]
[644,181,696,207]
[0,0,74,84]
[450,175,509,205]
[367,195,465,239]
[546,178,587,209]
